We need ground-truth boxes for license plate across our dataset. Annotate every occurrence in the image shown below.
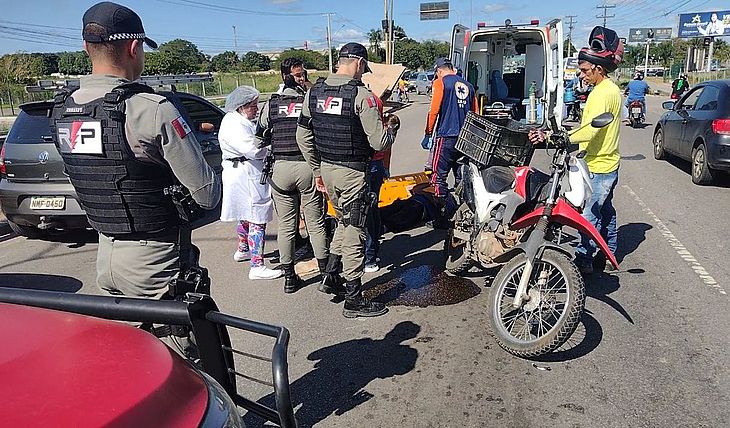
[29,196,65,210]
[631,108,642,114]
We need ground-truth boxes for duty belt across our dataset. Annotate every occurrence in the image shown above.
[322,159,368,172]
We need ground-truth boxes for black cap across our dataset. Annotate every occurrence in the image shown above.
[433,57,452,71]
[82,2,157,49]
[338,43,371,73]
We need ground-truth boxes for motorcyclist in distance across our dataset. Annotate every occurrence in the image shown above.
[624,71,649,122]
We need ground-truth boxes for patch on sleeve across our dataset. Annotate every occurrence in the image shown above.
[171,116,192,138]
[366,95,377,108]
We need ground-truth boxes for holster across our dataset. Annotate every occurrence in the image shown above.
[341,188,376,228]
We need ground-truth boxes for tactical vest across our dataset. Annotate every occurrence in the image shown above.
[50,83,179,236]
[308,78,372,170]
[268,94,305,161]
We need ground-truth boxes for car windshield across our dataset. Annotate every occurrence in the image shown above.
[427,73,435,81]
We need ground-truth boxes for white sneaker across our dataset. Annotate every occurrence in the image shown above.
[364,263,380,273]
[233,250,250,262]
[249,266,283,280]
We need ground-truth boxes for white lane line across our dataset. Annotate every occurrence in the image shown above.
[622,185,726,295]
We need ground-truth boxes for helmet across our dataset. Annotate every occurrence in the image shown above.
[578,26,624,72]
[634,71,644,80]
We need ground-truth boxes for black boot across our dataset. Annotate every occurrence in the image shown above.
[342,279,388,318]
[318,254,345,295]
[281,263,303,294]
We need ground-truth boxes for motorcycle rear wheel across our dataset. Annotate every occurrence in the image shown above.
[444,204,473,275]
[487,249,585,358]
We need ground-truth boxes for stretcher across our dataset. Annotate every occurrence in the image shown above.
[326,171,433,216]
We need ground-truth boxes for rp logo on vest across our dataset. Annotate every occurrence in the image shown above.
[315,97,343,115]
[57,121,103,155]
[279,102,303,118]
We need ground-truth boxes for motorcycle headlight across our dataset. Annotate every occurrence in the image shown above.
[199,371,245,428]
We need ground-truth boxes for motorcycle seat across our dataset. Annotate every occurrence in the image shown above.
[481,166,515,194]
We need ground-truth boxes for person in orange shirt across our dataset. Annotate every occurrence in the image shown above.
[423,58,478,200]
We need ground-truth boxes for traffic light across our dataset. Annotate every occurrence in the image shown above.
[647,29,655,39]
[703,37,712,47]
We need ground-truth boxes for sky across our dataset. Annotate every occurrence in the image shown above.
[1,0,728,57]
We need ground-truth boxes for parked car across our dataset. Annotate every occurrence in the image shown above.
[414,72,435,95]
[653,80,730,185]
[0,287,296,427]
[0,90,223,238]
[406,71,419,92]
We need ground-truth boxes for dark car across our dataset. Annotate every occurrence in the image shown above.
[653,80,730,185]
[0,287,296,427]
[0,91,223,238]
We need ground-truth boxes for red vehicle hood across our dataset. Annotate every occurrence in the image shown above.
[0,303,209,428]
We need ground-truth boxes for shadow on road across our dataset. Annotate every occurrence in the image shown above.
[531,310,603,363]
[244,321,421,428]
[615,222,652,263]
[0,273,83,292]
[665,157,730,188]
[586,272,634,325]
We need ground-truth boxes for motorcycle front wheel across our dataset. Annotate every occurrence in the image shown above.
[487,249,585,358]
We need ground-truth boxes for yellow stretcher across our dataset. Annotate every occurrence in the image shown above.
[326,171,433,216]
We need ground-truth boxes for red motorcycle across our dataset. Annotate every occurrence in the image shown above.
[628,99,645,128]
[446,112,619,357]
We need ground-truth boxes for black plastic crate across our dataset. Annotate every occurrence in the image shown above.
[455,112,535,167]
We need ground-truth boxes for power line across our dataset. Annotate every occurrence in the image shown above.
[152,0,323,17]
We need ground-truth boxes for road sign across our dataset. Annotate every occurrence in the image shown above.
[420,2,449,21]
[678,10,730,38]
[628,28,672,42]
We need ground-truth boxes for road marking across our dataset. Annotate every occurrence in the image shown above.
[622,185,726,295]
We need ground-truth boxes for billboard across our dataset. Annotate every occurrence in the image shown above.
[678,10,730,38]
[628,28,672,42]
[420,2,449,21]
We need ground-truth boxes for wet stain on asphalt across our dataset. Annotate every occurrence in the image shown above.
[364,265,481,307]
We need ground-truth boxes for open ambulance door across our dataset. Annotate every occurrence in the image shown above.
[450,24,469,72]
[545,19,564,126]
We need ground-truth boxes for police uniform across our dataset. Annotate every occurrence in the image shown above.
[256,87,329,293]
[297,44,396,317]
[52,3,220,300]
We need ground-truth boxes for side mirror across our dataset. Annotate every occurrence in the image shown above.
[199,122,215,132]
[591,112,614,128]
[662,101,676,111]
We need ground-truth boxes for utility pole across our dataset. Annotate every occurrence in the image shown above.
[386,0,395,64]
[596,4,615,27]
[706,37,715,73]
[232,25,239,86]
[383,0,390,65]
[565,15,577,57]
[644,37,652,77]
[326,13,333,72]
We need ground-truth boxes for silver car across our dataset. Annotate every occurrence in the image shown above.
[414,72,435,95]
[0,92,223,238]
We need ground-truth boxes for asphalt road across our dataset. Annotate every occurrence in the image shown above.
[1,94,728,427]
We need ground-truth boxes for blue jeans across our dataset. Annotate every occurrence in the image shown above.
[365,160,386,265]
[431,136,462,198]
[575,170,618,266]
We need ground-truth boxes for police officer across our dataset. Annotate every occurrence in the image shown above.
[51,1,220,300]
[296,43,398,318]
[256,59,330,294]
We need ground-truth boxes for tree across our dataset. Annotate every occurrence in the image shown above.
[393,38,426,70]
[58,51,91,75]
[241,51,271,72]
[157,39,206,73]
[144,50,185,75]
[367,28,385,63]
[211,51,240,72]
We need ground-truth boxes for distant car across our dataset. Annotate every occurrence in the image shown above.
[0,288,296,427]
[415,72,435,95]
[0,91,223,238]
[406,71,419,92]
[653,80,730,185]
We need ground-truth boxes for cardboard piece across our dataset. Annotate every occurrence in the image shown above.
[362,63,407,101]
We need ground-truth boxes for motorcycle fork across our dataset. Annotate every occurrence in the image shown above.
[512,163,562,308]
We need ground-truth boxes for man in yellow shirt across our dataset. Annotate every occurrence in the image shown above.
[532,26,624,274]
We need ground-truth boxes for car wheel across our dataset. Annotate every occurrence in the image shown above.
[691,144,716,185]
[7,220,47,239]
[653,128,666,160]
